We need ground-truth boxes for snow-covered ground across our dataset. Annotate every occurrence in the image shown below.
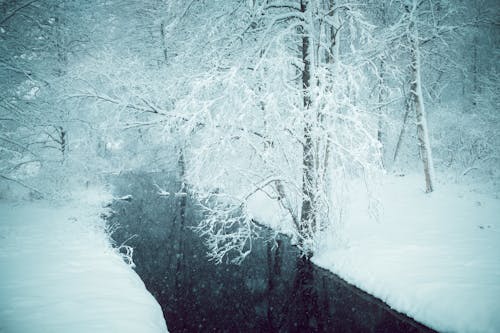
[0,188,168,333]
[249,173,500,333]
[313,174,500,333]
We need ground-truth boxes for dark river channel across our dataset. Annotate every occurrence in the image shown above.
[107,172,436,333]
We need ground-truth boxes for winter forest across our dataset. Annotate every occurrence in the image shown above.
[1,0,499,332]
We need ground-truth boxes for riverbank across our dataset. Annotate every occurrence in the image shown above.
[248,173,500,333]
[0,187,168,333]
[312,174,500,333]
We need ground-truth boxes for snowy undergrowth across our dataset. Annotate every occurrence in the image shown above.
[312,174,500,333]
[0,185,168,333]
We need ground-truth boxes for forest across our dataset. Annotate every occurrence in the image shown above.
[1,1,500,332]
[1,0,498,259]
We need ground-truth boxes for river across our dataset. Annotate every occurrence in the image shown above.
[108,172,435,333]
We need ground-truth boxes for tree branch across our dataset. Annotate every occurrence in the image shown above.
[0,0,40,26]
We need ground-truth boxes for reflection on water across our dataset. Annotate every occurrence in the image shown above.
[108,173,435,333]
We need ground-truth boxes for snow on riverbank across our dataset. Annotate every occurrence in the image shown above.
[0,187,168,333]
[248,173,500,332]
[312,174,500,333]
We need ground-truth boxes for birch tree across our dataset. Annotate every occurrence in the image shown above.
[382,0,461,192]
[406,0,435,192]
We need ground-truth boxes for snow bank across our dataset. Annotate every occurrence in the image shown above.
[246,174,500,332]
[0,187,168,333]
[312,174,500,333]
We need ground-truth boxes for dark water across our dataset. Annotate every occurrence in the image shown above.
[108,172,436,333]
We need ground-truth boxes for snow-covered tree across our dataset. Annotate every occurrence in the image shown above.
[1,0,498,262]
[166,0,383,261]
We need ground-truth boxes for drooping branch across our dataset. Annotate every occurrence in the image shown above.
[0,174,44,197]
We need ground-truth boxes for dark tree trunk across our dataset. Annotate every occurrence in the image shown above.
[299,0,316,256]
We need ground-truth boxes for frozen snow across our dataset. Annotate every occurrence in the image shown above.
[0,187,168,333]
[313,174,500,333]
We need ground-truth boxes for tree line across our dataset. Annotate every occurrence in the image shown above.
[1,0,498,260]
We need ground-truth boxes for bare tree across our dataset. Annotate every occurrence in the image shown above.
[406,1,435,192]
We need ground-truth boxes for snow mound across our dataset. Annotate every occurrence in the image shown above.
[0,187,168,333]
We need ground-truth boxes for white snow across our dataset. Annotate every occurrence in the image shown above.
[247,174,500,333]
[0,187,168,333]
[246,189,295,235]
[313,174,500,333]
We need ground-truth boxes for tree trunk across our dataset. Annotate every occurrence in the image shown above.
[59,126,66,164]
[377,2,387,168]
[377,58,386,168]
[299,0,315,256]
[160,21,168,64]
[392,97,411,164]
[409,17,435,192]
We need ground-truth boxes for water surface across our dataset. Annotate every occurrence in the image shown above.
[108,172,435,333]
